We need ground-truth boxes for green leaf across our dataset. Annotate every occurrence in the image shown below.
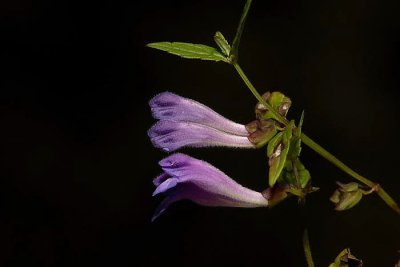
[214,31,231,57]
[147,42,228,62]
[268,146,285,187]
[230,0,253,62]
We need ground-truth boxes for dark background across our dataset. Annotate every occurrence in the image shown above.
[1,0,400,266]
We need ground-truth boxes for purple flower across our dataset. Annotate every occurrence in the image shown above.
[152,153,268,221]
[148,92,254,151]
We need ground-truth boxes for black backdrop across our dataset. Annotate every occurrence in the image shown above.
[1,0,400,266]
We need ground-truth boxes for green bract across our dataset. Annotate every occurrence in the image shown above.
[214,31,231,57]
[267,120,294,187]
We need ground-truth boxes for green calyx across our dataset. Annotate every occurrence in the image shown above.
[255,91,292,121]
[246,92,315,202]
[267,120,294,187]
[330,181,375,211]
[247,91,293,149]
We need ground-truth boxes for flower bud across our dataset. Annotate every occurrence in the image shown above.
[330,182,364,211]
[255,91,292,120]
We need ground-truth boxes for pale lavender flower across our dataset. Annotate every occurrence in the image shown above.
[152,153,268,221]
[148,92,255,151]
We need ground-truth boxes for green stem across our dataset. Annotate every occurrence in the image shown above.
[301,134,400,214]
[230,0,253,63]
[233,63,288,125]
[303,229,315,267]
[233,63,400,215]
[300,134,373,187]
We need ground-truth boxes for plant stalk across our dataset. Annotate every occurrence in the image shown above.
[233,62,400,214]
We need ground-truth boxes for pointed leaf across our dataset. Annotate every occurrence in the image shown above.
[214,31,231,57]
[147,42,228,62]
